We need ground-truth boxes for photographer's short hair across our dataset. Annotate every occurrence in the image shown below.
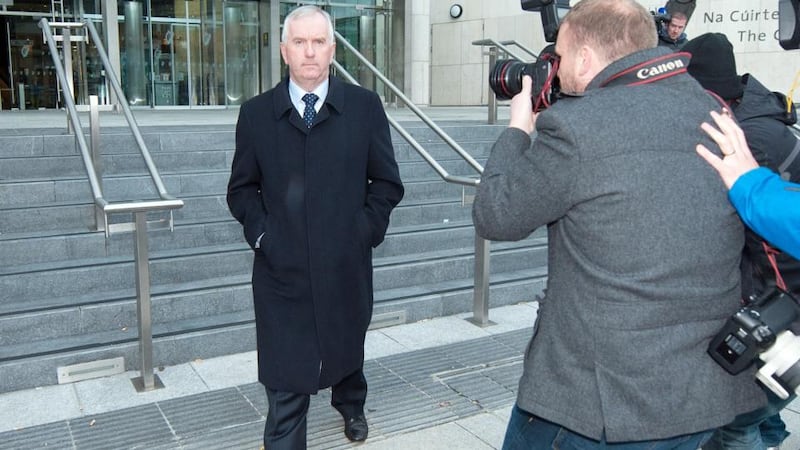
[562,0,657,63]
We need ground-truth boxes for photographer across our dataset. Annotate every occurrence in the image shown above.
[697,110,800,261]
[657,11,688,50]
[472,0,765,448]
[684,32,800,450]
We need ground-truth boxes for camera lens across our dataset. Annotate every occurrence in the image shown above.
[489,60,531,100]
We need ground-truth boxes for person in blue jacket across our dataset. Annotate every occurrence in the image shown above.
[697,110,800,260]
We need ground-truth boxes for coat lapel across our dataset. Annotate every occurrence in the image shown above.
[272,76,346,133]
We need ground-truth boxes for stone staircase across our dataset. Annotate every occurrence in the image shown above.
[0,119,548,393]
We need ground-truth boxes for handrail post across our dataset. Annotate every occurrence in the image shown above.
[467,235,494,327]
[131,211,163,392]
[488,46,498,125]
[89,95,105,232]
[62,27,73,133]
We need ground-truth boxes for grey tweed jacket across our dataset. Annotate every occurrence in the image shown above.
[473,46,766,442]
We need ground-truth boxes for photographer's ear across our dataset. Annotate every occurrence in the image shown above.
[577,45,604,86]
[577,46,593,75]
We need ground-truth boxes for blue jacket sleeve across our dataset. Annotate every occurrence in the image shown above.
[729,167,800,259]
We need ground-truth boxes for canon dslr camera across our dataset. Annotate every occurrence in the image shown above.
[709,288,800,399]
[487,0,567,112]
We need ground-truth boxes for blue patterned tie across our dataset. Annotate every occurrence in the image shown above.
[302,93,318,128]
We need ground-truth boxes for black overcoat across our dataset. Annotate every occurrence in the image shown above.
[227,76,404,394]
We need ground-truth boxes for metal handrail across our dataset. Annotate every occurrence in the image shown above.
[39,18,182,215]
[39,18,183,392]
[85,19,173,199]
[472,38,536,62]
[333,31,493,327]
[334,31,483,180]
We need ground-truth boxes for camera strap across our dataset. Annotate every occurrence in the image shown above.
[599,52,691,88]
[763,241,788,291]
[534,53,560,113]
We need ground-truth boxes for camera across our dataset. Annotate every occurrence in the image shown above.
[487,1,567,112]
[709,288,800,399]
[652,0,696,32]
[652,9,671,35]
[488,45,560,112]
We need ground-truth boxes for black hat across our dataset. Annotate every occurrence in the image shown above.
[683,33,744,100]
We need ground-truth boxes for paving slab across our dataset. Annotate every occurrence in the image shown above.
[358,421,494,450]
[0,384,81,433]
[189,350,259,390]
[73,363,209,416]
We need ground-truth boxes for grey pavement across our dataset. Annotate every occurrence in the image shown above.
[0,303,538,449]
[1,301,799,449]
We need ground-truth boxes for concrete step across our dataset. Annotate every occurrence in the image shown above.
[0,237,544,306]
[392,140,494,164]
[0,140,493,181]
[390,123,506,144]
[0,217,486,269]
[0,123,498,155]
[0,156,482,209]
[0,267,544,393]
[0,278,253,347]
[0,150,233,181]
[0,316,257,393]
[0,219,241,267]
[0,183,473,234]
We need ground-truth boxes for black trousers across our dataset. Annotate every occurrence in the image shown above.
[263,368,367,450]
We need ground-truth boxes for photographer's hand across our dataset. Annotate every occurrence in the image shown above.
[509,75,538,134]
[695,110,759,189]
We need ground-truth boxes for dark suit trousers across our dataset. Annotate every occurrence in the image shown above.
[264,368,367,449]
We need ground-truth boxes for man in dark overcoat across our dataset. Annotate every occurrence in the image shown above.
[226,5,403,449]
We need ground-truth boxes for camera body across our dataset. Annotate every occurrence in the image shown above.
[709,288,800,399]
[520,0,570,43]
[652,10,671,35]
[487,1,567,112]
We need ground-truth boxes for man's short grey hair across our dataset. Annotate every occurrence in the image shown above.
[281,5,335,44]
[562,0,657,64]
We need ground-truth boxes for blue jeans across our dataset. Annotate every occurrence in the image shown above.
[702,389,794,450]
[502,404,712,450]
[760,413,790,447]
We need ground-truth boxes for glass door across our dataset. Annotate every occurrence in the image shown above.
[223,1,259,105]
[1,15,59,109]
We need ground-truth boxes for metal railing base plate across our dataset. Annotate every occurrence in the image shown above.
[131,374,165,392]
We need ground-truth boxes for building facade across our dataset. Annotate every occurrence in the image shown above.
[0,0,795,110]
[0,0,400,109]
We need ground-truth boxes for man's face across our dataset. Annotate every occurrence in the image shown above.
[554,24,585,95]
[667,16,687,41]
[280,13,335,90]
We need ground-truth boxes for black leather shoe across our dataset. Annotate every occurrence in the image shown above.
[343,414,368,442]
